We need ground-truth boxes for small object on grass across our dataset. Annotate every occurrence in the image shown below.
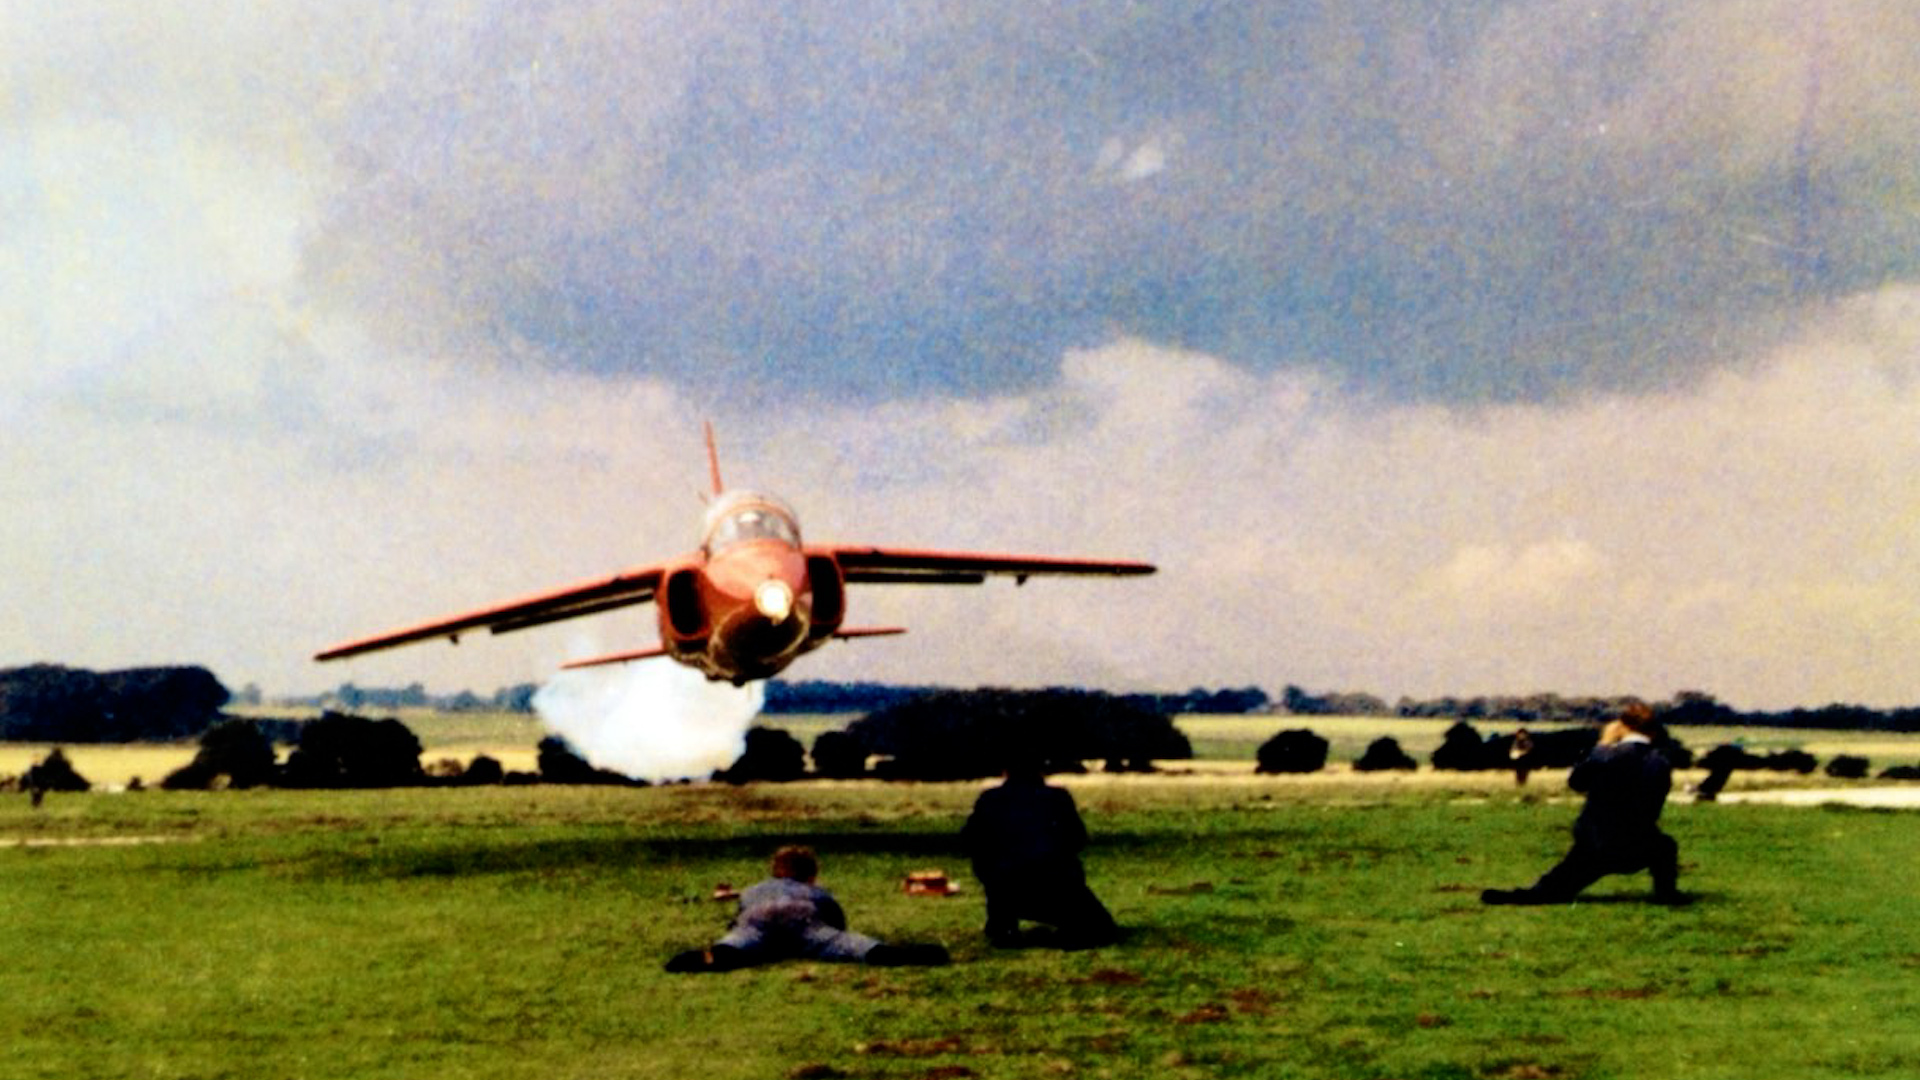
[902,869,961,896]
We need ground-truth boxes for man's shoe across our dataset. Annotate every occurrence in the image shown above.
[1481,888,1553,905]
[663,945,747,972]
[664,948,715,973]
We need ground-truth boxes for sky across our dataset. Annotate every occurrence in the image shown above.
[5,1,1918,712]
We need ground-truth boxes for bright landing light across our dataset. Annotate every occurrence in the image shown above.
[754,579,793,621]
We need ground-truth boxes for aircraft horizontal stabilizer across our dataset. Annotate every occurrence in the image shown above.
[558,645,673,670]
[833,626,908,640]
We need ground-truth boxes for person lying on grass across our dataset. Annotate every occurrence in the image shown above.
[665,845,950,972]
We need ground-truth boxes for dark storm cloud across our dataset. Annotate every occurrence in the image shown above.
[310,1,1920,405]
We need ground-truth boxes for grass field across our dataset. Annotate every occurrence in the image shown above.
[4,759,1918,1080]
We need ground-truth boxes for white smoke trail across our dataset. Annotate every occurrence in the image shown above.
[532,661,765,782]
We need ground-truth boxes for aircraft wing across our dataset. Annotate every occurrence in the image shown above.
[817,546,1155,585]
[314,564,667,662]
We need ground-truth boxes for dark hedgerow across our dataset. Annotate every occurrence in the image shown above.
[837,688,1189,780]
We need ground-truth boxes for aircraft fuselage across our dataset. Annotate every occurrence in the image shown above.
[663,535,819,685]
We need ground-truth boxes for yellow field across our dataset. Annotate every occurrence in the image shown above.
[0,743,540,790]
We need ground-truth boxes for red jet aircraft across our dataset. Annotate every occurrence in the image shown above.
[315,426,1155,685]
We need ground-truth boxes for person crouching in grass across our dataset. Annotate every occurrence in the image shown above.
[1482,704,1689,906]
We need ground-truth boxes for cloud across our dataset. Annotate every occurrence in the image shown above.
[69,0,1884,408]
[1423,540,1607,612]
[6,3,1920,714]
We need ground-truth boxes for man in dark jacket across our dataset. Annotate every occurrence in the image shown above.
[963,763,1118,947]
[1482,705,1687,905]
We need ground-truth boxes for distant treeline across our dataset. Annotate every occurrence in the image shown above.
[13,661,1920,745]
[281,682,541,713]
[1281,686,1920,732]
[764,680,1271,716]
[276,678,1920,732]
[288,680,1275,716]
[0,664,228,741]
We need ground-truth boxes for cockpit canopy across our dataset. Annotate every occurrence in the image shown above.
[703,490,802,554]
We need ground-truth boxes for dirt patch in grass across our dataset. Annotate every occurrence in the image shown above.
[0,834,192,848]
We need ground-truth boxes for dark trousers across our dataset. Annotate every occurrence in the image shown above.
[979,870,1118,947]
[1525,830,1680,900]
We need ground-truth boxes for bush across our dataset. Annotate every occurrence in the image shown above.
[1431,722,1615,771]
[1353,736,1417,772]
[1255,728,1329,774]
[536,737,644,785]
[279,711,425,789]
[1820,753,1866,776]
[1701,744,1814,776]
[23,749,90,793]
[719,727,806,784]
[1824,755,1870,780]
[162,719,279,790]
[1764,748,1818,774]
[809,729,868,778]
[1431,721,1494,771]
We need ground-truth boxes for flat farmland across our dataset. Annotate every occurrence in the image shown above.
[4,775,1918,1080]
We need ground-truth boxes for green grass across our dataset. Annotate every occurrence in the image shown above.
[4,780,1917,1080]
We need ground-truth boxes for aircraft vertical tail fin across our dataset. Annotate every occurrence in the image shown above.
[704,421,724,495]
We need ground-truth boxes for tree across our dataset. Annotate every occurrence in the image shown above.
[809,730,869,778]
[1825,755,1869,780]
[1430,721,1495,771]
[536,737,643,785]
[0,664,228,741]
[23,749,90,794]
[1353,736,1417,772]
[461,755,505,785]
[1255,729,1329,774]
[279,712,425,789]
[162,719,278,790]
[719,727,807,784]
